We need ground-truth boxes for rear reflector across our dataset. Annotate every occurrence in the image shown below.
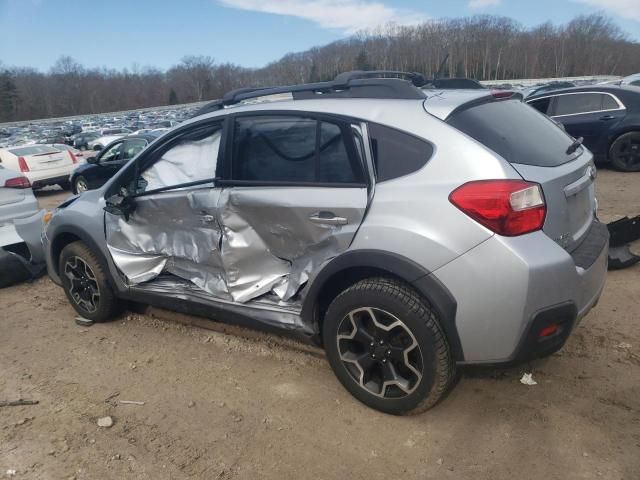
[68,150,77,164]
[538,324,559,338]
[4,176,31,189]
[18,156,29,172]
[449,180,546,236]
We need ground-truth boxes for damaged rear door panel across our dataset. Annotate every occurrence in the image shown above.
[105,111,370,319]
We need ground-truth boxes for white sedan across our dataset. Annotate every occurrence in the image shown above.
[0,144,79,189]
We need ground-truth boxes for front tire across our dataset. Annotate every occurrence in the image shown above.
[323,277,454,415]
[59,241,121,322]
[73,175,89,194]
[609,132,640,172]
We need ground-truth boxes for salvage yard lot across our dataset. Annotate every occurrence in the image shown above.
[1,169,639,480]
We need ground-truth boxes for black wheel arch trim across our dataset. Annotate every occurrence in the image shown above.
[301,249,464,361]
[49,225,127,293]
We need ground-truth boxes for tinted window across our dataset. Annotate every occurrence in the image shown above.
[317,122,359,183]
[232,115,362,184]
[368,124,433,182]
[601,94,620,110]
[528,97,551,114]
[447,99,575,167]
[554,93,603,116]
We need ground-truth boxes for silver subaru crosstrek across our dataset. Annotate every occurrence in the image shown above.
[42,72,608,414]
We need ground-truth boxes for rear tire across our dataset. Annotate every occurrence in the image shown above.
[322,277,454,415]
[609,132,640,172]
[59,241,121,322]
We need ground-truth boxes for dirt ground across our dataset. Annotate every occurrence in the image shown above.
[1,169,639,480]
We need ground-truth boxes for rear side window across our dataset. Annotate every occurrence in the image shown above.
[527,97,551,114]
[447,99,575,167]
[368,124,433,182]
[601,94,621,110]
[231,115,363,184]
[554,93,610,116]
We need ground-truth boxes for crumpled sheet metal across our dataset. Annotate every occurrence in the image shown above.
[106,188,230,299]
[106,185,352,305]
[217,188,343,303]
[0,211,47,288]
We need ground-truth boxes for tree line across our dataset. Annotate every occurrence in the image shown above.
[1,13,639,123]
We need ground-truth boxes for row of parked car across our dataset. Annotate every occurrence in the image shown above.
[0,71,637,415]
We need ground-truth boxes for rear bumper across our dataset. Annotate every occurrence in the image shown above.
[433,221,608,364]
[31,175,70,188]
[25,165,75,187]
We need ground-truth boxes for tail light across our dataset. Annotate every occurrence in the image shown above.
[491,90,515,99]
[18,156,29,172]
[4,176,31,189]
[68,150,77,164]
[449,180,546,236]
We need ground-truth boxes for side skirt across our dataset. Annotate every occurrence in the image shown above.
[121,278,315,343]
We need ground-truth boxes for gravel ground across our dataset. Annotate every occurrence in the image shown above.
[1,168,638,480]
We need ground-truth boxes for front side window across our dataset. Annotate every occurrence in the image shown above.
[122,139,147,161]
[101,142,123,163]
[553,93,615,116]
[231,115,363,184]
[138,123,221,193]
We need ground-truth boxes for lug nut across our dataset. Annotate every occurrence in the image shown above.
[379,340,384,345]
[382,359,387,363]
[386,350,391,356]
[370,342,375,347]
[372,353,376,359]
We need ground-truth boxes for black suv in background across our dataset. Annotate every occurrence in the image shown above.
[526,85,640,171]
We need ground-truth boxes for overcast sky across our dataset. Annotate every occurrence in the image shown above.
[0,0,638,71]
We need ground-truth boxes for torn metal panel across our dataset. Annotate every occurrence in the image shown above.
[14,210,47,264]
[106,188,229,298]
[106,181,367,305]
[219,187,367,302]
[0,211,47,288]
[607,215,640,270]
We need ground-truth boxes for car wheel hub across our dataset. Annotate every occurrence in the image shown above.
[64,256,100,313]
[336,307,423,399]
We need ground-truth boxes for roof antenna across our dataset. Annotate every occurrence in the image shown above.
[433,53,450,84]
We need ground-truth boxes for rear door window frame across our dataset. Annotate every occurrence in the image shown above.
[218,110,368,188]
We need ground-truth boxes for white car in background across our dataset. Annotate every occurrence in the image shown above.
[0,144,79,189]
[88,134,126,151]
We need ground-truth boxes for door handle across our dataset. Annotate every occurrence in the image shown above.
[599,115,615,121]
[309,212,348,226]
[200,214,216,224]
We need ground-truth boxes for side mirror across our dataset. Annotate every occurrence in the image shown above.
[104,191,136,221]
[87,156,98,164]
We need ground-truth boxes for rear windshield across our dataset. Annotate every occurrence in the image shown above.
[8,145,60,156]
[447,99,576,166]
